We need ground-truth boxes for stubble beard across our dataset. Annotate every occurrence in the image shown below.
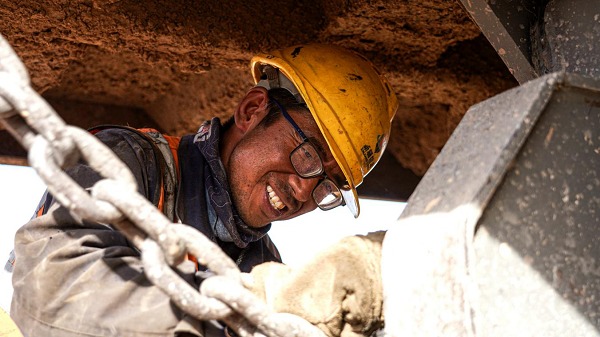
[226,143,265,229]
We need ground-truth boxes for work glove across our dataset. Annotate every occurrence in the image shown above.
[243,231,385,337]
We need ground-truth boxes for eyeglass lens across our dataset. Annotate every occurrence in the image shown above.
[313,179,343,210]
[290,142,344,210]
[290,142,323,178]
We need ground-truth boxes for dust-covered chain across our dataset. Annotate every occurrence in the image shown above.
[0,34,325,337]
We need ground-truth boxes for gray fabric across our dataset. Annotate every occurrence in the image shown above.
[192,119,271,248]
[10,125,282,336]
[3,250,14,273]
[144,130,178,222]
[206,188,234,243]
[10,129,204,337]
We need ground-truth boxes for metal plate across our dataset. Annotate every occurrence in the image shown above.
[383,72,600,336]
[459,0,540,84]
[475,75,600,336]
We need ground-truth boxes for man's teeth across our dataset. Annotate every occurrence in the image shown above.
[267,184,285,210]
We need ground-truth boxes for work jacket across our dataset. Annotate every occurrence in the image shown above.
[10,126,281,336]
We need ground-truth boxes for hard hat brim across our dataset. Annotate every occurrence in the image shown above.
[340,186,359,218]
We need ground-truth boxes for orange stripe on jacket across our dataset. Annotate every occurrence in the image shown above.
[153,134,196,267]
[135,131,196,268]
[36,205,45,218]
[135,129,181,214]
[163,135,181,180]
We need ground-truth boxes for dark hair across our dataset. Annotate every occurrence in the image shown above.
[261,88,308,128]
[222,114,236,130]
[221,88,308,130]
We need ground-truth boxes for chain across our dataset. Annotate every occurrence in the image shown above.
[0,34,326,337]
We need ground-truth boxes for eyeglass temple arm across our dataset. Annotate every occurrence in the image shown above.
[270,98,309,141]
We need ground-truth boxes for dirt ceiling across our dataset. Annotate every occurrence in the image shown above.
[0,0,517,175]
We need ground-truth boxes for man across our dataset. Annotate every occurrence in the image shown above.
[9,44,398,336]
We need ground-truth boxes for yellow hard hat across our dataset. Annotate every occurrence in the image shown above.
[251,44,398,217]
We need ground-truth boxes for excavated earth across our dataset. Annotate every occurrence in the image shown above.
[0,0,517,175]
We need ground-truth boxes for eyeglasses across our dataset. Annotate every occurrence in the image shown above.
[271,98,345,211]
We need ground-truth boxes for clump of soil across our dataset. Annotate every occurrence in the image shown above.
[0,0,517,175]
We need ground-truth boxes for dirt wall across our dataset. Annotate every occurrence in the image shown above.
[0,0,517,175]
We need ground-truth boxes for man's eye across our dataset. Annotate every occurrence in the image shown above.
[303,148,312,159]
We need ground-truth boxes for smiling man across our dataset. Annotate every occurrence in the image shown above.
[223,88,347,226]
[9,44,398,336]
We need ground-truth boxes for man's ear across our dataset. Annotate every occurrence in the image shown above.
[234,87,269,134]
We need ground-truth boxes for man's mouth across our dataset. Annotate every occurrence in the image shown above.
[266,184,286,211]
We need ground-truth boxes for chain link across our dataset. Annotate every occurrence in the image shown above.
[0,33,326,337]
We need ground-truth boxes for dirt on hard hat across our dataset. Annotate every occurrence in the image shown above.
[0,0,517,175]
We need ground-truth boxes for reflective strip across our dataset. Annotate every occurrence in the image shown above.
[163,135,181,180]
[3,250,15,272]
[36,204,44,218]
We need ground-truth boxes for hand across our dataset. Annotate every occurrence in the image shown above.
[243,232,385,337]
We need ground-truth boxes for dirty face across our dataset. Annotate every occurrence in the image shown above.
[227,108,344,228]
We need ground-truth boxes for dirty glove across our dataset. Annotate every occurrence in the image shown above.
[243,232,385,337]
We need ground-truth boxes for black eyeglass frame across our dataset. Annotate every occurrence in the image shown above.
[270,98,346,211]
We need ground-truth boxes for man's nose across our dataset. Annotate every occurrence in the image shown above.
[288,174,319,203]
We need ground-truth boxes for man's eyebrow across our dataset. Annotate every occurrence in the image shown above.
[307,136,329,160]
[308,135,347,186]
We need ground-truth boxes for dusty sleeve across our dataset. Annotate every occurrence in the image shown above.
[10,129,203,337]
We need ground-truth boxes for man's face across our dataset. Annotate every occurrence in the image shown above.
[227,108,344,228]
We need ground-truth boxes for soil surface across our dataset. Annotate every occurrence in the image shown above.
[0,0,517,175]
